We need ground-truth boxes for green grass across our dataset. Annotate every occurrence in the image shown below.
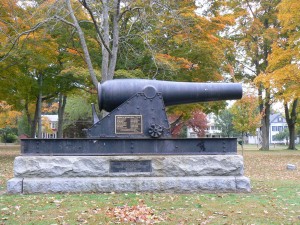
[1,144,300,224]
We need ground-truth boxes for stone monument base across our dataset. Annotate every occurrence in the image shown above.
[7,155,251,194]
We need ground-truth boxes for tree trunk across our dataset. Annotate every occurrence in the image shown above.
[288,125,296,150]
[241,132,244,155]
[30,98,39,138]
[259,87,271,150]
[57,93,67,138]
[284,99,298,150]
[101,0,110,82]
[24,100,32,135]
[107,0,120,80]
[37,74,43,138]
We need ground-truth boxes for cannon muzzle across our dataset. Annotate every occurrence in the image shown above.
[98,79,242,112]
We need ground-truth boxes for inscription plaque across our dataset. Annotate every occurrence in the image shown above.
[115,115,142,134]
[110,160,152,173]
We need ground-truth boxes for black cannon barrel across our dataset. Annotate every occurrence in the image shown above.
[98,79,242,112]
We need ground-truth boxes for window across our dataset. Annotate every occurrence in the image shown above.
[51,122,57,129]
[278,117,282,122]
[272,126,277,131]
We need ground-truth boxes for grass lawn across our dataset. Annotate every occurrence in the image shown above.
[0,144,300,224]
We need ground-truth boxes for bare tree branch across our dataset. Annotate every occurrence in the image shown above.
[66,0,99,88]
[245,0,256,18]
[53,15,76,27]
[80,0,112,56]
[118,7,142,22]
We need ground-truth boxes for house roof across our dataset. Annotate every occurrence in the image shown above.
[42,115,58,122]
[270,113,286,123]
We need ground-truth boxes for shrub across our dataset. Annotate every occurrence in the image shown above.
[1,133,18,143]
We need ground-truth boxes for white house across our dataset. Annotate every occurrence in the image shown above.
[204,113,222,138]
[248,113,299,145]
[41,115,58,138]
[269,113,288,144]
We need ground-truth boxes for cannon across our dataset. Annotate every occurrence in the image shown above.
[87,79,242,139]
[21,78,243,155]
[98,79,242,112]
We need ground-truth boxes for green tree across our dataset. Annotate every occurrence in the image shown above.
[215,109,236,137]
[273,129,289,143]
[0,127,18,144]
[0,1,89,137]
[63,93,94,137]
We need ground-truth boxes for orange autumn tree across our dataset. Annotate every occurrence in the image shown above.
[231,0,281,151]
[153,0,239,130]
[255,0,300,150]
[151,0,237,82]
[0,101,21,128]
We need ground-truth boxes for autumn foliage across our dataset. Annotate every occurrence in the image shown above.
[0,101,21,129]
[230,95,262,136]
[169,110,208,137]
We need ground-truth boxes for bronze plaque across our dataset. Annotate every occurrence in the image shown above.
[115,115,142,134]
[110,160,152,173]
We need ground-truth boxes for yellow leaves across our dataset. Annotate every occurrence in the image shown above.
[207,34,220,44]
[267,49,293,73]
[231,95,262,135]
[211,14,235,28]
[155,53,198,71]
[41,117,53,134]
[42,102,58,114]
[0,101,21,128]
[260,65,300,101]
[278,0,300,32]
[255,43,300,102]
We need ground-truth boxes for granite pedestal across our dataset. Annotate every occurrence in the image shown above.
[7,155,250,194]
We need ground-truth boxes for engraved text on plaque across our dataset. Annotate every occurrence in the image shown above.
[115,115,142,134]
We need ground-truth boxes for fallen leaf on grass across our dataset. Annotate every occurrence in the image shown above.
[106,201,165,223]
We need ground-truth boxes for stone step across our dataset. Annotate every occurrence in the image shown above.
[8,176,251,194]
